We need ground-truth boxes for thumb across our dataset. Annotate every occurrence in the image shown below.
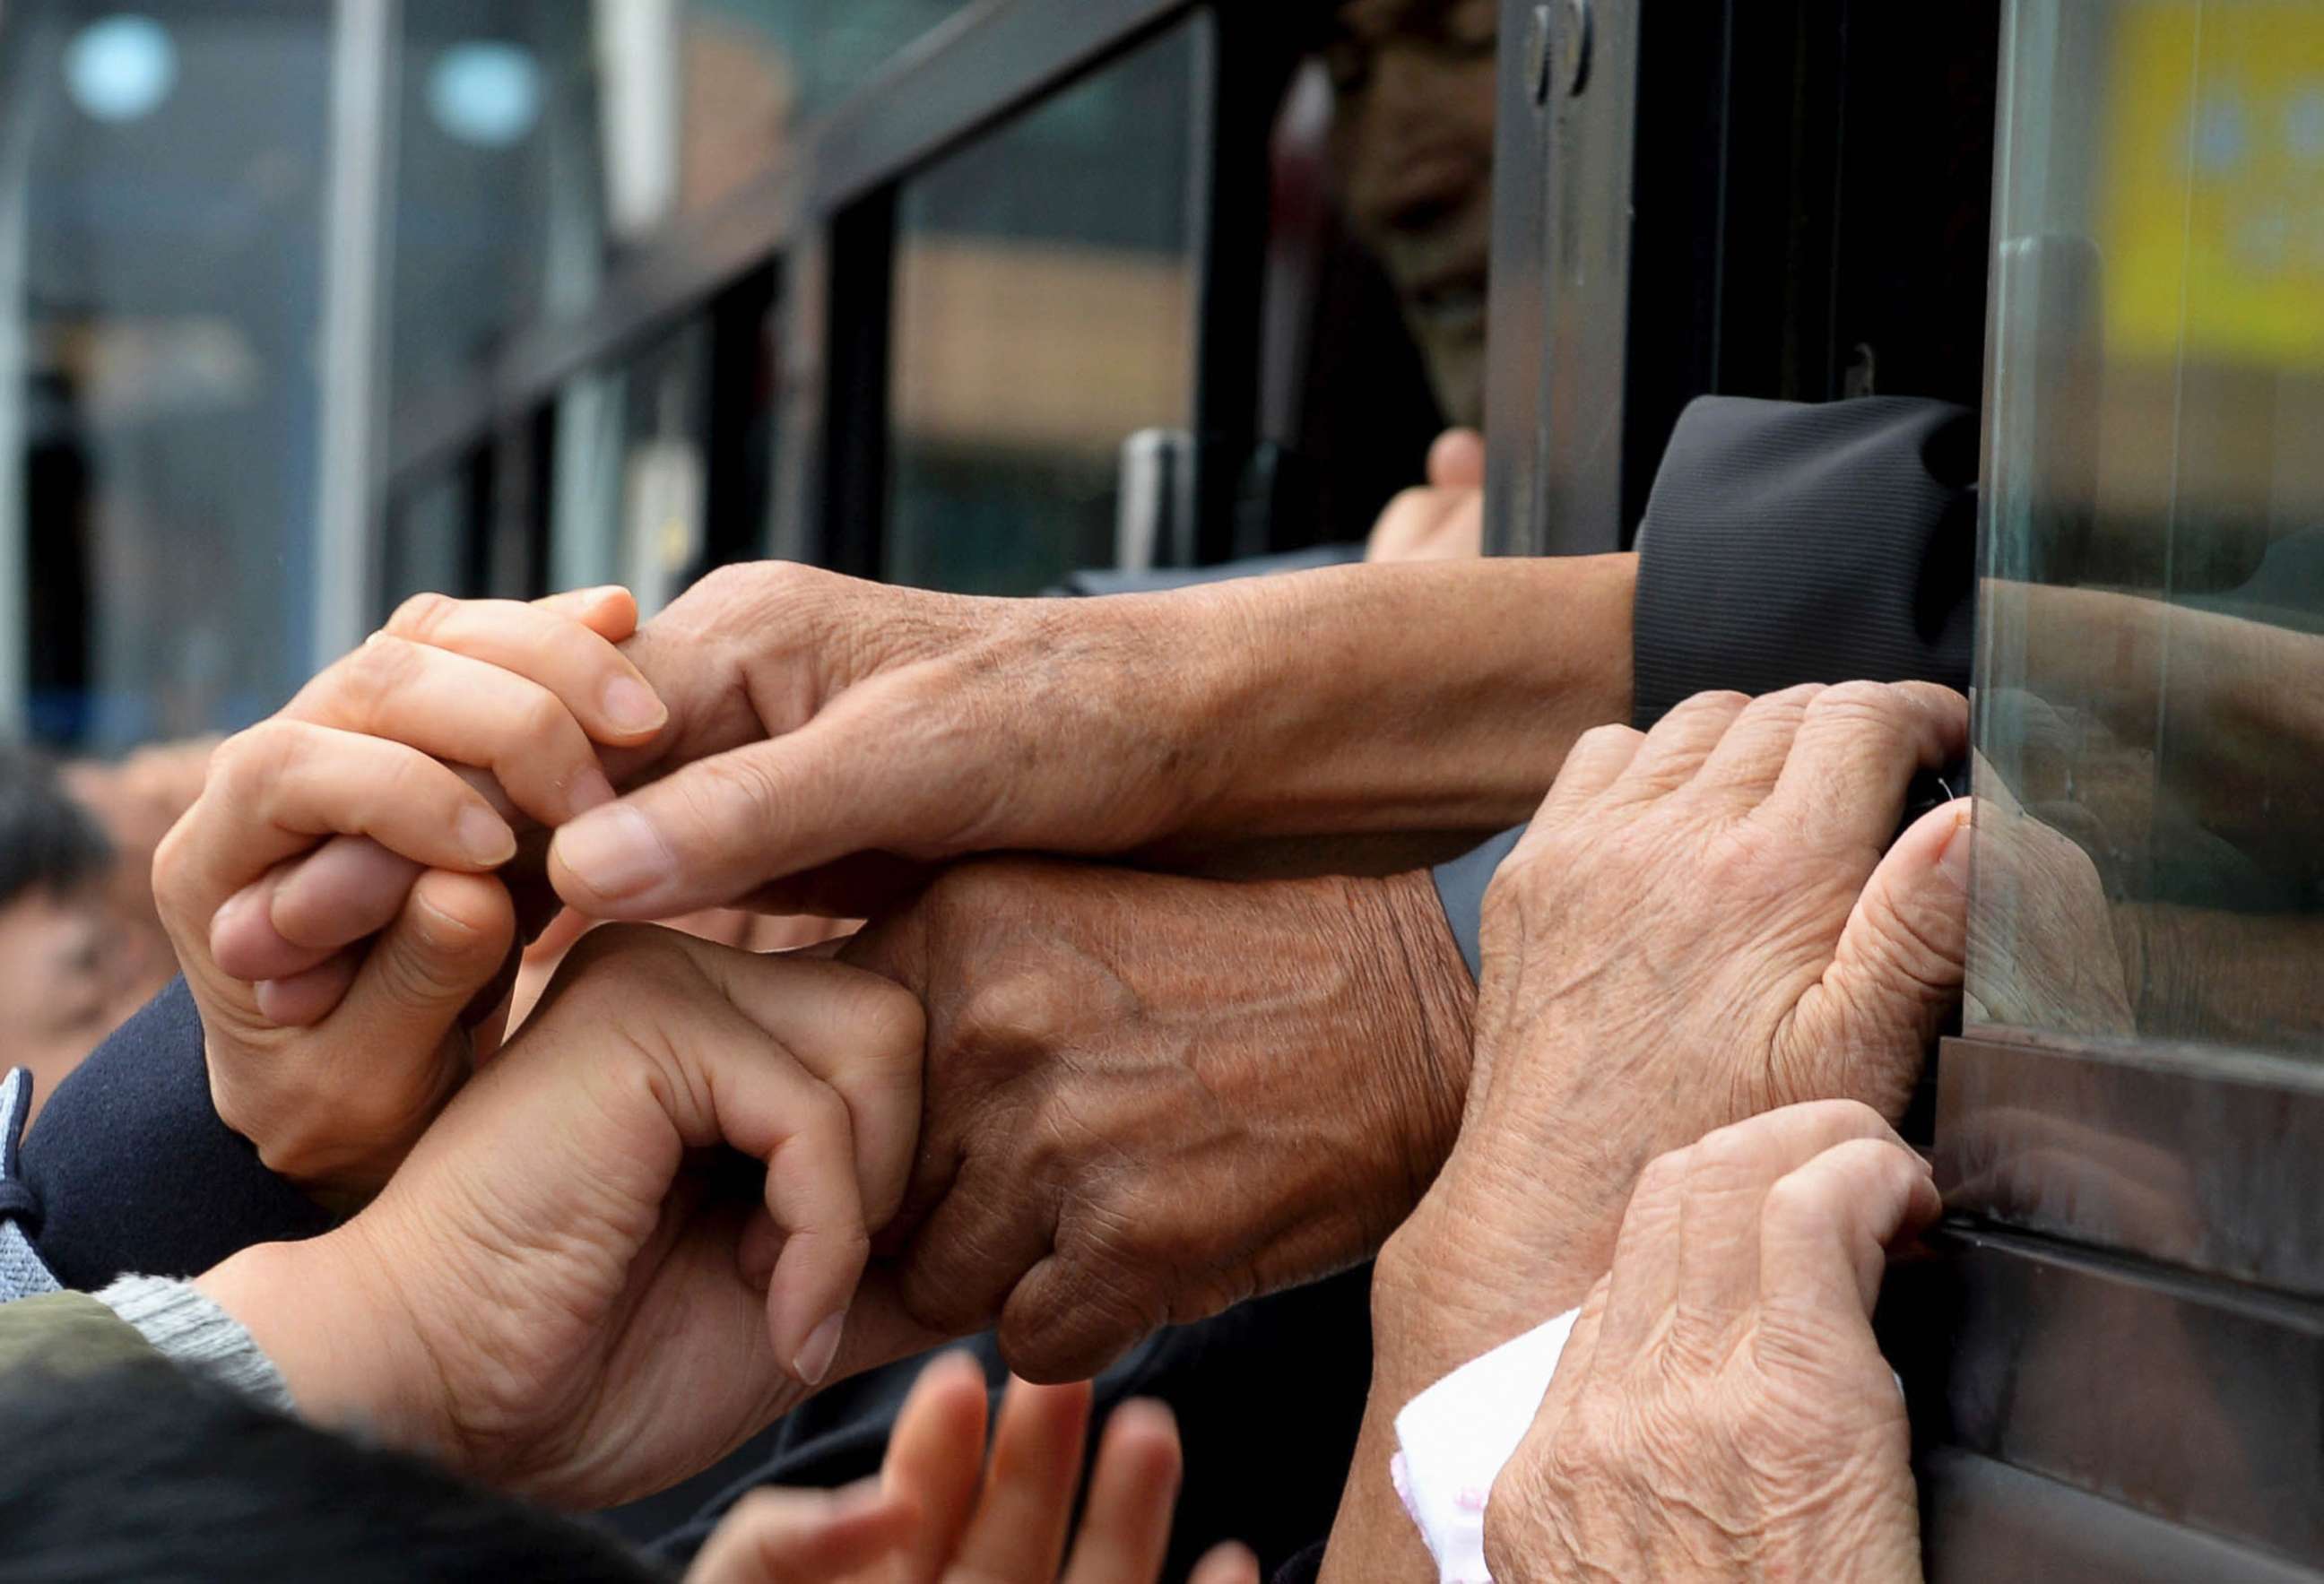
[1802,800,1973,1111]
[550,702,925,919]
[533,584,640,644]
[1426,428,1485,489]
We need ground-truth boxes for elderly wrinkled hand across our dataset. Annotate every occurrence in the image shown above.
[1484,1102,1937,1584]
[1395,681,1970,1331]
[540,556,1634,922]
[835,854,1473,1383]
[1325,681,1972,1584]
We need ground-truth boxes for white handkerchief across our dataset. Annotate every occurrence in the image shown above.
[1390,1308,1579,1584]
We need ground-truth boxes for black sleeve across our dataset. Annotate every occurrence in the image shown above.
[1630,394,1978,729]
[1430,826,1523,982]
[1428,396,1980,972]
[20,977,334,1288]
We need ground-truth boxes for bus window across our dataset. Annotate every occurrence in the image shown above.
[883,23,1200,595]
[547,319,713,619]
[3,4,334,749]
[390,1,967,416]
[1973,0,2324,1060]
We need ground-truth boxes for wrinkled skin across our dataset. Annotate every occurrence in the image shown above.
[1327,680,1974,1584]
[838,856,1475,1382]
[1409,681,1973,1303]
[1484,1103,1938,1584]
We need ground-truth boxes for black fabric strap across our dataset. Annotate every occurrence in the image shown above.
[1631,395,1979,728]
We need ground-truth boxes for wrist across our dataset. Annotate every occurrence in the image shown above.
[1368,868,1478,1202]
[1370,1133,1625,1401]
[195,1221,447,1458]
[1187,558,1638,838]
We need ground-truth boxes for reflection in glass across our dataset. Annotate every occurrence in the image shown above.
[1973,0,2324,1058]
[886,25,1199,594]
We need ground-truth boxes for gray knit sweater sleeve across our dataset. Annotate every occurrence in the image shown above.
[94,1273,296,1414]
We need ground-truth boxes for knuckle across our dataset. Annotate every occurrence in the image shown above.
[214,721,308,801]
[514,685,573,749]
[1634,1143,1696,1204]
[150,821,195,905]
[386,591,456,642]
[951,971,1070,1054]
[561,920,672,974]
[794,1082,853,1142]
[1756,1169,1840,1240]
[374,930,485,1007]
[340,634,424,715]
[840,972,927,1066]
[1804,679,1896,725]
[692,559,767,605]
[1698,826,1769,889]
[1684,1122,1765,1188]
[1670,688,1753,720]
[1034,1249,1166,1354]
[1574,721,1644,757]
[691,749,789,830]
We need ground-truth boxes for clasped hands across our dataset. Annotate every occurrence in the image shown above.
[154,559,1971,1582]
[159,565,1548,1512]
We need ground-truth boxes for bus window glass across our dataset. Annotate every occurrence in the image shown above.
[884,24,1199,594]
[380,466,475,623]
[549,320,711,619]
[390,0,967,417]
[2,3,332,749]
[1972,0,2324,1058]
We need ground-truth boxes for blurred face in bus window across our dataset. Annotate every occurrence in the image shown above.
[0,884,136,1118]
[1324,0,1498,428]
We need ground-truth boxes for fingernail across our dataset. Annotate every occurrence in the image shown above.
[1938,808,1974,892]
[554,805,672,903]
[795,1311,845,1386]
[568,766,617,818]
[457,806,517,867]
[601,676,667,736]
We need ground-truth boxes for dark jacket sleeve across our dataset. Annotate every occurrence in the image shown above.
[21,978,334,1289]
[1429,395,1980,978]
[1629,394,1978,728]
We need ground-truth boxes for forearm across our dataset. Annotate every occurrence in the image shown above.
[1321,1153,1625,1584]
[194,1223,445,1461]
[1173,557,1635,839]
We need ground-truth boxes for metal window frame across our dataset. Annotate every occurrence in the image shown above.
[377,0,1273,586]
[1487,0,2322,1571]
[1485,0,1997,558]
